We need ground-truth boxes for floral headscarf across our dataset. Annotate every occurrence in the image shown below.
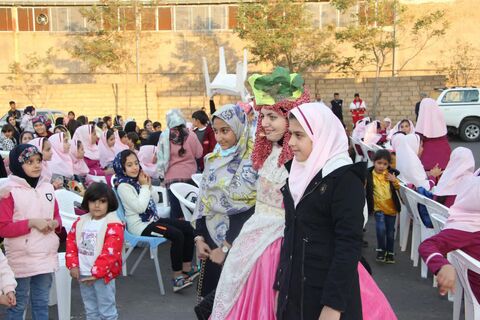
[113,150,157,222]
[192,104,258,247]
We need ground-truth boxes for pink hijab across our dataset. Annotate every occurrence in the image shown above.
[444,176,480,232]
[72,124,100,160]
[363,120,382,145]
[113,131,129,155]
[352,117,371,141]
[49,132,74,177]
[69,138,89,176]
[387,120,415,140]
[289,102,350,207]
[138,145,159,179]
[434,147,475,196]
[29,137,52,181]
[99,131,115,168]
[394,133,431,190]
[416,98,447,138]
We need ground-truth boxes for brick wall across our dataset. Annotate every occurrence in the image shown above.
[0,74,445,126]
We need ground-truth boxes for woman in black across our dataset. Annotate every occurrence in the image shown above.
[275,102,365,320]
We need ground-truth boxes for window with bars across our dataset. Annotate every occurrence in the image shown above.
[2,3,359,33]
[0,8,13,31]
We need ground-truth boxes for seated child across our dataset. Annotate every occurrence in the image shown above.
[433,147,475,208]
[419,176,480,302]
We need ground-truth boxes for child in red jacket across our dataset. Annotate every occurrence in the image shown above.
[66,182,124,320]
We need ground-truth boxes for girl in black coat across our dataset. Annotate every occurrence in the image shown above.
[275,102,365,320]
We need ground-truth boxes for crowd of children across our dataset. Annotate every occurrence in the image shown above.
[0,65,478,320]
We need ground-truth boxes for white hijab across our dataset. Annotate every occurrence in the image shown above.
[394,133,431,190]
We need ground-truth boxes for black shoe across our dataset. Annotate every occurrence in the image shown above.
[376,250,386,262]
[385,252,395,264]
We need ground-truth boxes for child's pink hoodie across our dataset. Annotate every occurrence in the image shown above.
[0,175,62,278]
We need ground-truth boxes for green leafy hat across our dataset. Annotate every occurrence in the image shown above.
[248,67,304,106]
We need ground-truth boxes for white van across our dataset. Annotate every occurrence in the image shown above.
[436,87,480,142]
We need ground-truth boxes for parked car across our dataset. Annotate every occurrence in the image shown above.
[0,108,64,130]
[436,87,480,142]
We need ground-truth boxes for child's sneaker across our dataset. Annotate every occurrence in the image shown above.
[385,252,395,264]
[173,276,192,293]
[376,249,386,262]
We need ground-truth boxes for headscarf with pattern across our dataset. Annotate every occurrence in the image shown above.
[113,150,158,222]
[192,104,258,246]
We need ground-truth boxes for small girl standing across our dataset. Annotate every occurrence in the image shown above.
[66,182,124,320]
[0,144,62,320]
[366,149,401,263]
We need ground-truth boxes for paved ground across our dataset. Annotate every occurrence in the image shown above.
[1,137,478,320]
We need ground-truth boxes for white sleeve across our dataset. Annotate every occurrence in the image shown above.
[362,101,366,109]
[0,251,17,294]
[117,183,152,217]
[349,102,356,110]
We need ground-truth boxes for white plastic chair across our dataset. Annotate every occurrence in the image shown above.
[191,173,203,187]
[86,174,107,184]
[55,189,83,232]
[114,191,167,295]
[450,250,480,320]
[169,183,199,221]
[48,253,72,320]
[202,47,249,102]
[358,140,374,167]
[350,136,365,163]
[151,185,170,219]
[424,197,450,219]
[403,187,436,278]
[398,184,413,252]
[430,213,447,235]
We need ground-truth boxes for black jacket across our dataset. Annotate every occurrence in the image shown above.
[275,162,366,320]
[365,167,401,215]
[330,99,344,123]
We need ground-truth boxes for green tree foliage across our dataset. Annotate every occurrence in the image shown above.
[68,0,134,73]
[235,0,336,73]
[332,0,448,116]
[433,41,480,86]
[5,49,56,107]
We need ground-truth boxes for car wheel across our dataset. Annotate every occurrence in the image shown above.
[459,120,480,142]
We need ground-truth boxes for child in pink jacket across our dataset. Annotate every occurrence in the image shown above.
[0,250,16,307]
[0,144,62,320]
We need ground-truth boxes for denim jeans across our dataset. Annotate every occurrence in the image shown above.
[79,278,118,320]
[7,273,53,320]
[375,211,396,253]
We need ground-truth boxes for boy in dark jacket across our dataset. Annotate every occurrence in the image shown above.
[366,149,401,264]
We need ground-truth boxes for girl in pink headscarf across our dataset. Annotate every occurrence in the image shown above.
[433,147,475,207]
[416,98,451,170]
[276,102,396,320]
[364,120,387,146]
[29,137,53,183]
[351,117,370,141]
[69,139,89,178]
[137,145,159,180]
[113,130,129,155]
[419,175,480,302]
[98,129,116,169]
[387,119,415,140]
[393,133,443,190]
[72,124,107,176]
[49,132,74,180]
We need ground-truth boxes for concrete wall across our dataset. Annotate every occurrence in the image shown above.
[0,74,445,126]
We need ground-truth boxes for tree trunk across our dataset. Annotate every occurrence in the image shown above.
[372,66,380,119]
